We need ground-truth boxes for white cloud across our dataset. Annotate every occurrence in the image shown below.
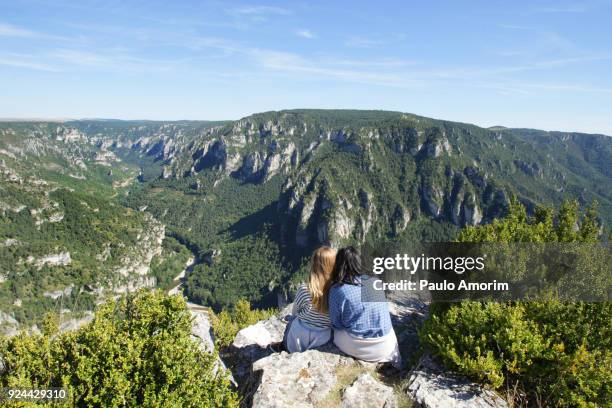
[0,23,42,38]
[0,22,78,43]
[295,29,316,39]
[49,48,176,72]
[227,5,291,16]
[252,49,423,87]
[224,5,293,26]
[0,55,59,71]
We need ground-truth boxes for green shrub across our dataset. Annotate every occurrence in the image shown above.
[422,301,611,406]
[0,290,239,407]
[210,299,277,349]
[421,199,612,407]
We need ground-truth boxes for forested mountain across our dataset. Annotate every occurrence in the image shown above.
[1,111,610,327]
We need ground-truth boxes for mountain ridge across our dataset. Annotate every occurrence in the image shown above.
[1,109,611,318]
[5,108,610,137]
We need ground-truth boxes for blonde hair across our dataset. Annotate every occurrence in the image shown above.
[308,246,337,314]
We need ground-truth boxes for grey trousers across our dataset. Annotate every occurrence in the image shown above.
[283,317,331,353]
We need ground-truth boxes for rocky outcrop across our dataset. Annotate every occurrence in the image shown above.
[247,347,356,408]
[27,252,72,270]
[513,160,542,178]
[112,214,164,281]
[231,299,508,408]
[239,152,265,179]
[462,195,483,226]
[421,183,443,218]
[188,303,215,353]
[43,284,74,299]
[330,205,355,244]
[187,302,234,381]
[59,312,94,333]
[391,205,410,236]
[229,308,385,407]
[0,312,20,337]
[230,315,287,381]
[407,355,508,408]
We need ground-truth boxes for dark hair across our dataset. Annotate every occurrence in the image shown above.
[332,246,362,285]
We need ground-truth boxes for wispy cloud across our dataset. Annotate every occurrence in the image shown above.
[295,29,316,39]
[498,24,534,31]
[0,21,83,44]
[418,55,611,80]
[514,82,612,93]
[48,48,178,72]
[0,47,179,73]
[0,54,59,71]
[223,5,292,27]
[328,58,417,68]
[253,49,423,87]
[0,23,40,38]
[483,80,612,96]
[496,25,576,57]
[344,36,385,48]
[228,5,292,16]
[532,5,589,13]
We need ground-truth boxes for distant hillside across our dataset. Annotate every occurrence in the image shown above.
[1,111,610,318]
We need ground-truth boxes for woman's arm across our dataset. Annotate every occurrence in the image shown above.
[292,284,307,315]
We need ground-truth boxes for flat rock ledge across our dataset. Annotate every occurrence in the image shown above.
[247,347,355,407]
[407,355,508,408]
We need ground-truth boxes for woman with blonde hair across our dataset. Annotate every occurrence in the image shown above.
[283,246,336,353]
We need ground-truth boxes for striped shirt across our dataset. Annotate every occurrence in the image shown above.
[292,284,331,329]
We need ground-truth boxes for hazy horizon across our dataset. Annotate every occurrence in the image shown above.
[2,109,612,136]
[2,1,612,134]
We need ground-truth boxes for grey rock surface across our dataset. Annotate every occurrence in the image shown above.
[249,347,355,408]
[341,373,397,408]
[231,315,287,381]
[186,302,234,383]
[188,303,214,352]
[407,355,508,408]
[233,315,286,349]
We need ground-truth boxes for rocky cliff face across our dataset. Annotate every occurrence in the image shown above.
[0,128,169,334]
[9,112,609,254]
[120,109,608,249]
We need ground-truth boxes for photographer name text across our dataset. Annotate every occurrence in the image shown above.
[373,279,509,292]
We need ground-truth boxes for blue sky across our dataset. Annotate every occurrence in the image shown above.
[1,0,611,134]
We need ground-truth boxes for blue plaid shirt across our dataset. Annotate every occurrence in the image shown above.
[328,275,393,338]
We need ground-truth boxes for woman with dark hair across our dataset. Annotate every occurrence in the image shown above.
[328,246,400,366]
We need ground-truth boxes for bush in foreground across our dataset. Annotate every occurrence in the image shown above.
[421,199,611,407]
[0,290,238,407]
